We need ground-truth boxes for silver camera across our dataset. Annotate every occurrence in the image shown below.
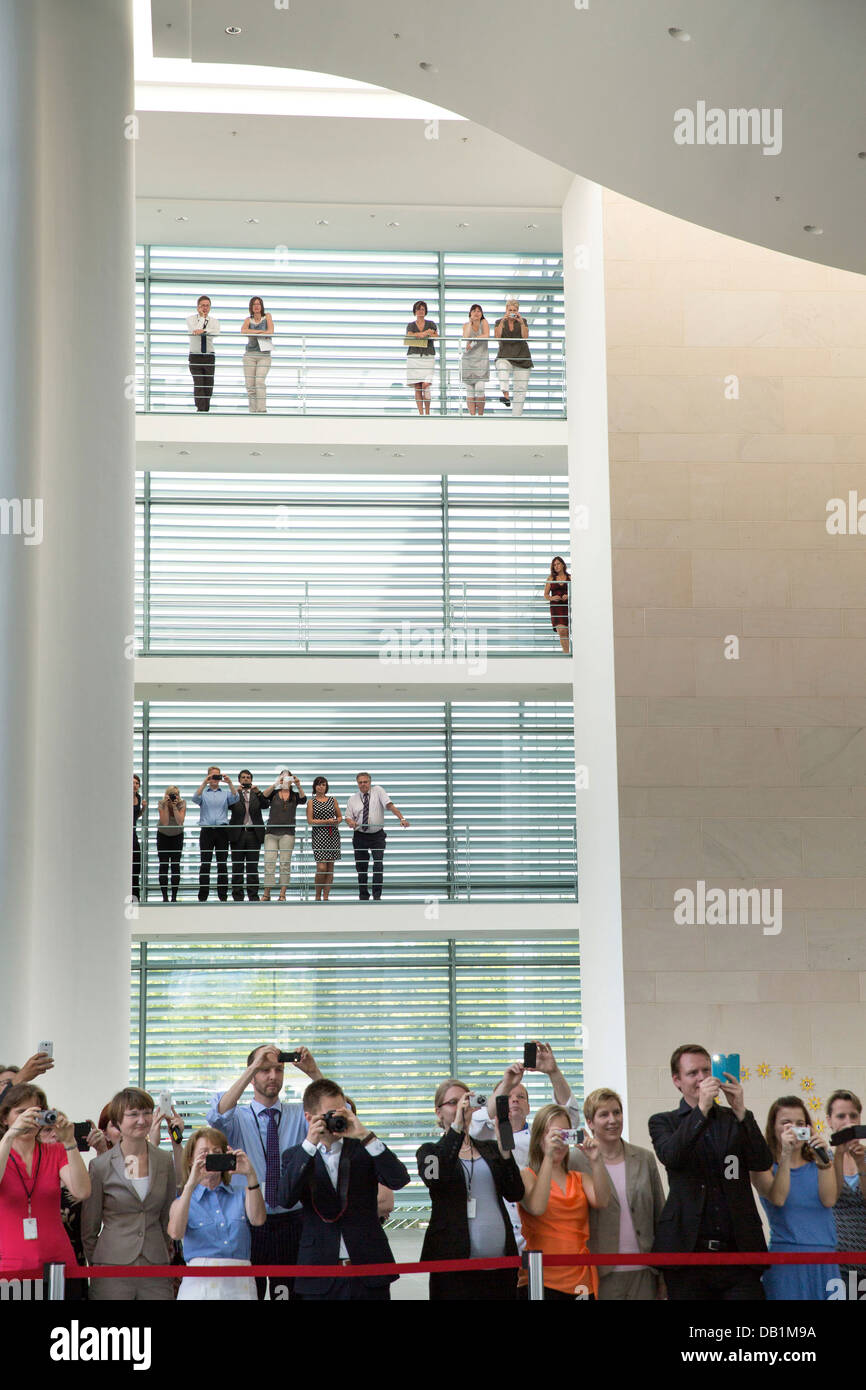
[792,1125,811,1141]
[560,1128,584,1145]
[468,1092,488,1110]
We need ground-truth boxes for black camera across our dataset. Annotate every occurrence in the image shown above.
[36,1109,58,1127]
[323,1110,349,1134]
[205,1153,237,1172]
[168,792,177,802]
[277,1050,302,1064]
[73,1120,94,1151]
[830,1125,866,1146]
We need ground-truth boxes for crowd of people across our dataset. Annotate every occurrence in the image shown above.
[184,295,537,416]
[131,770,410,904]
[0,1041,863,1301]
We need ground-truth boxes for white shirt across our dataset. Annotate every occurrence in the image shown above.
[301,1135,386,1260]
[346,785,392,832]
[186,313,221,353]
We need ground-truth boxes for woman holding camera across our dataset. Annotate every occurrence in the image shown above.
[751,1096,839,1300]
[82,1087,177,1300]
[0,1084,90,1281]
[494,297,532,415]
[417,1079,524,1300]
[157,785,186,902]
[168,1127,265,1300]
[518,1104,610,1300]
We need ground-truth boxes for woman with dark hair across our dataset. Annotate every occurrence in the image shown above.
[751,1096,839,1300]
[544,556,571,653]
[461,304,489,415]
[404,299,438,415]
[307,776,342,902]
[417,1079,524,1300]
[0,1083,90,1285]
[240,296,274,413]
[132,774,147,901]
[186,294,220,411]
[82,1087,177,1300]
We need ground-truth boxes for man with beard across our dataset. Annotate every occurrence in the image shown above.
[207,1043,323,1299]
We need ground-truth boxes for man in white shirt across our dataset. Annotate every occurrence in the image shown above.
[186,294,220,411]
[279,1079,410,1300]
[344,771,410,901]
[469,1042,584,1250]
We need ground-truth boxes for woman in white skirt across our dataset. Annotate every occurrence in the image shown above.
[405,298,438,415]
[169,1127,265,1300]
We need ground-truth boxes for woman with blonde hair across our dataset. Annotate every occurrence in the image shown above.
[168,1126,265,1300]
[494,297,532,415]
[518,1102,610,1300]
[157,785,186,902]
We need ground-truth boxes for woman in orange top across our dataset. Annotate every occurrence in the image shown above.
[518,1104,611,1300]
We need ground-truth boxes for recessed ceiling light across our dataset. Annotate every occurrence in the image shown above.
[395,687,408,692]
[250,451,260,457]
[858,151,866,160]
[462,452,474,459]
[246,217,259,224]
[773,194,782,202]
[461,136,470,144]
[175,215,188,222]
[322,687,335,692]
[178,450,190,456]
[392,452,404,458]
[156,207,163,213]
[386,220,400,229]
[225,26,242,36]
[315,218,329,226]
[525,223,538,230]
[668,26,691,40]
[532,452,544,458]
[803,224,823,235]
[419,61,438,72]
[457,221,470,229]
[393,32,400,38]
[176,687,190,692]
[250,687,262,692]
[321,451,334,457]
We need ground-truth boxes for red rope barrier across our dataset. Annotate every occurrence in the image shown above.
[6,1249,865,1280]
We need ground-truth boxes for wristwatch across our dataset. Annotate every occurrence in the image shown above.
[361,1132,378,1147]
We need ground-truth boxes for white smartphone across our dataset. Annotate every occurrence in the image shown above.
[37,1040,54,1059]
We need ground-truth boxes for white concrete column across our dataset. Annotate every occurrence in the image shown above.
[0,0,135,1119]
[562,177,629,1129]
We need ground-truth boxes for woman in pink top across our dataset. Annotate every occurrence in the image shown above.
[0,1083,90,1291]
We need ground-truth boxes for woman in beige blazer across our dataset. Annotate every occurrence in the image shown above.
[576,1087,666,1300]
[82,1087,176,1300]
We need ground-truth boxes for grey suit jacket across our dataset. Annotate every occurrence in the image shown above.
[81,1144,176,1266]
[573,1141,665,1279]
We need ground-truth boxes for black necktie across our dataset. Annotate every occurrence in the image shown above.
[201,318,208,354]
[362,793,369,829]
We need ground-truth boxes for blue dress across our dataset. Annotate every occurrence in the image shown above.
[760,1162,839,1300]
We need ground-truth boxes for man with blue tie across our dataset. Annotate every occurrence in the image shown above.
[344,772,410,901]
[207,1042,323,1300]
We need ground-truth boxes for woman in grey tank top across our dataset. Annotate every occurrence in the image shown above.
[241,295,274,413]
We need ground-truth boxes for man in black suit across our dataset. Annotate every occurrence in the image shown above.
[228,769,270,901]
[279,1078,410,1300]
[649,1042,773,1300]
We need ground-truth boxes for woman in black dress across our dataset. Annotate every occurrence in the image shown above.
[132,774,146,901]
[544,555,571,653]
[306,775,342,902]
[417,1079,524,1301]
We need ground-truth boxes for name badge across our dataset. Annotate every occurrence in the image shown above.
[466,1198,477,1220]
[23,1217,38,1240]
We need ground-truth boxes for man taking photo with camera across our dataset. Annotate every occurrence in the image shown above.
[279,1079,410,1301]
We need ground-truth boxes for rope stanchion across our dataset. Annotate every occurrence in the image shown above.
[8,1248,866,1283]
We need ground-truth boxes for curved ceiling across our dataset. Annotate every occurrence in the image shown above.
[151,0,866,273]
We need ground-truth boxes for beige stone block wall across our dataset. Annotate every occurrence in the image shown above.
[604,192,866,1143]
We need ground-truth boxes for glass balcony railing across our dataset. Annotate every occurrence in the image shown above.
[136,331,566,417]
[132,819,579,905]
[138,579,573,658]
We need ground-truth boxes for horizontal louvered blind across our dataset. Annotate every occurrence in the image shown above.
[135,701,576,902]
[131,936,581,1220]
[135,245,564,415]
[134,472,569,654]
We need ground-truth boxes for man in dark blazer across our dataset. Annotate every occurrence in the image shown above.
[649,1042,773,1300]
[228,769,271,901]
[279,1078,410,1300]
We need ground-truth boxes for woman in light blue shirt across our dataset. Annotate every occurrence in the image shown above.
[169,1127,265,1300]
